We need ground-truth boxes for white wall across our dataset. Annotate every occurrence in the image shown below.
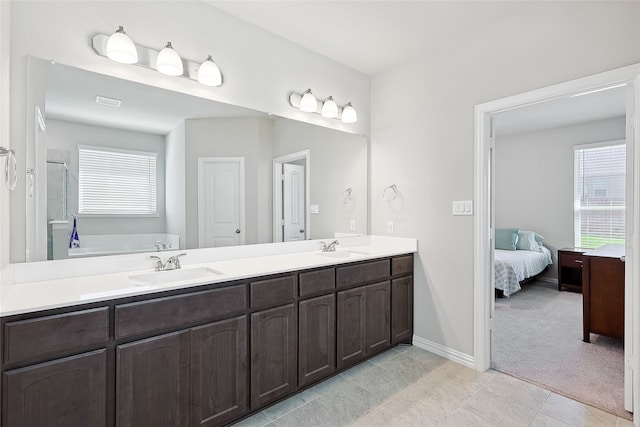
[185,117,273,248]
[46,119,167,236]
[8,0,370,262]
[272,118,368,238]
[370,1,640,356]
[165,121,186,248]
[0,1,10,269]
[495,117,626,279]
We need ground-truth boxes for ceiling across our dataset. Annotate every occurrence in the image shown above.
[207,1,627,136]
[207,0,531,76]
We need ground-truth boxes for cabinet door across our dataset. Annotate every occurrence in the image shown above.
[299,294,336,387]
[251,304,296,409]
[366,281,391,355]
[3,349,106,427]
[391,276,413,345]
[191,316,248,427]
[337,287,366,370]
[117,331,190,427]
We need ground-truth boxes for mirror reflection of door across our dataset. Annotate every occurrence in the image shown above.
[197,157,245,248]
[283,163,306,241]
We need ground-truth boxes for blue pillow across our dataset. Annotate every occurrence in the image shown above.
[495,228,519,250]
[516,230,543,251]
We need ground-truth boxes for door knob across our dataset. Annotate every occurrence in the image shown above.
[235,229,241,234]
[300,229,305,233]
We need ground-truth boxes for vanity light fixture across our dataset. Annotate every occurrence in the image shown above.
[106,26,138,64]
[93,32,223,86]
[321,96,339,119]
[299,89,318,113]
[156,42,184,76]
[289,90,358,123]
[341,102,358,124]
[197,55,222,87]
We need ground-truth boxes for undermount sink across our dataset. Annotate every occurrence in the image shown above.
[129,267,224,286]
[317,250,369,259]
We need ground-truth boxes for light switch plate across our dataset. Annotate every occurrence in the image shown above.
[452,200,473,216]
[310,204,319,214]
[387,221,394,233]
[350,220,356,231]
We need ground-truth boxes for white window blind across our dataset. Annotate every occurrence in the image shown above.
[79,146,157,215]
[574,142,625,249]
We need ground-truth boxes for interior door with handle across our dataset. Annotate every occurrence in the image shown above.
[283,163,306,241]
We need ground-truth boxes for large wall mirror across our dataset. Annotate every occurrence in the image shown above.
[22,57,367,262]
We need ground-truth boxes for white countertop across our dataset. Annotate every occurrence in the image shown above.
[0,236,417,317]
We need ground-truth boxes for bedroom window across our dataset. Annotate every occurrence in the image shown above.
[78,145,158,216]
[573,142,625,249]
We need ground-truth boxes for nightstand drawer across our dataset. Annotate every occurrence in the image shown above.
[559,253,583,266]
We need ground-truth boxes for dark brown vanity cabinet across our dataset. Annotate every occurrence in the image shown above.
[0,253,414,427]
[3,350,107,427]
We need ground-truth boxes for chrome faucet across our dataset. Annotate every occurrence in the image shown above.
[155,240,168,251]
[149,253,187,271]
[320,240,339,252]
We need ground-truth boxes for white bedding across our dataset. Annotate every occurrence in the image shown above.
[495,246,552,296]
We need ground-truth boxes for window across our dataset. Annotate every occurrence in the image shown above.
[78,146,158,216]
[574,142,625,249]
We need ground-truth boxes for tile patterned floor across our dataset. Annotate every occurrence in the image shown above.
[232,346,633,427]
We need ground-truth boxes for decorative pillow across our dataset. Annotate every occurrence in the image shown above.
[495,228,519,251]
[516,230,543,251]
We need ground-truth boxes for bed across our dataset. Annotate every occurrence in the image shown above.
[494,228,553,297]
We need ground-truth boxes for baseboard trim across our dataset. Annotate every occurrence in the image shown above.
[412,335,475,369]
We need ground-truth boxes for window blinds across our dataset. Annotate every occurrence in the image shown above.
[573,142,625,248]
[78,146,157,215]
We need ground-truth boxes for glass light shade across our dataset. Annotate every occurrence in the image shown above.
[106,26,138,64]
[321,96,339,118]
[156,42,183,76]
[341,102,358,123]
[299,89,317,113]
[197,55,222,87]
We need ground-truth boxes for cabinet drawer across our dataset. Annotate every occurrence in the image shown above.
[299,268,335,298]
[251,275,295,309]
[560,253,583,267]
[392,255,413,276]
[4,307,109,364]
[336,259,390,289]
[115,284,246,340]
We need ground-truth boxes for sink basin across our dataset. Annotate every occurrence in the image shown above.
[129,267,224,286]
[318,250,369,259]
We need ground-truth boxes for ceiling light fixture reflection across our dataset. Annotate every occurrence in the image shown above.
[106,26,138,64]
[197,55,222,87]
[156,42,183,76]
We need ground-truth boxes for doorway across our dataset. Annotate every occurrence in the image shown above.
[273,150,311,242]
[473,64,640,417]
[197,157,245,248]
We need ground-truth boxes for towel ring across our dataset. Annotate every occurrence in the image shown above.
[382,184,399,202]
[340,187,353,204]
[0,147,17,191]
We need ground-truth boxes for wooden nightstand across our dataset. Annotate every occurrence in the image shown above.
[558,247,586,292]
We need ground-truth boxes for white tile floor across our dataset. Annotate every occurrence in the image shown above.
[233,346,634,427]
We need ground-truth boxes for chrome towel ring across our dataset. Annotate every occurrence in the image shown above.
[382,184,399,202]
[0,146,17,191]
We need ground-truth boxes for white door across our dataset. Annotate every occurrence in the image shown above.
[283,163,306,241]
[198,157,245,248]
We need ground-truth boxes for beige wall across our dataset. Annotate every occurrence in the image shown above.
[370,1,640,356]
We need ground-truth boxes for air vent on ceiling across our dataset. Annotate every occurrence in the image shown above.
[95,95,122,108]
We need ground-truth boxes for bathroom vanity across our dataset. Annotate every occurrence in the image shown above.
[0,237,415,426]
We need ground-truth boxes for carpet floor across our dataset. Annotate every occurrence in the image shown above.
[491,281,631,420]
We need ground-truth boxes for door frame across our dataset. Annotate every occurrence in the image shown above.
[197,157,245,248]
[273,150,311,242]
[474,64,640,416]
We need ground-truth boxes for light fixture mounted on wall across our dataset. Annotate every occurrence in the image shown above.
[289,89,358,124]
[92,26,223,87]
